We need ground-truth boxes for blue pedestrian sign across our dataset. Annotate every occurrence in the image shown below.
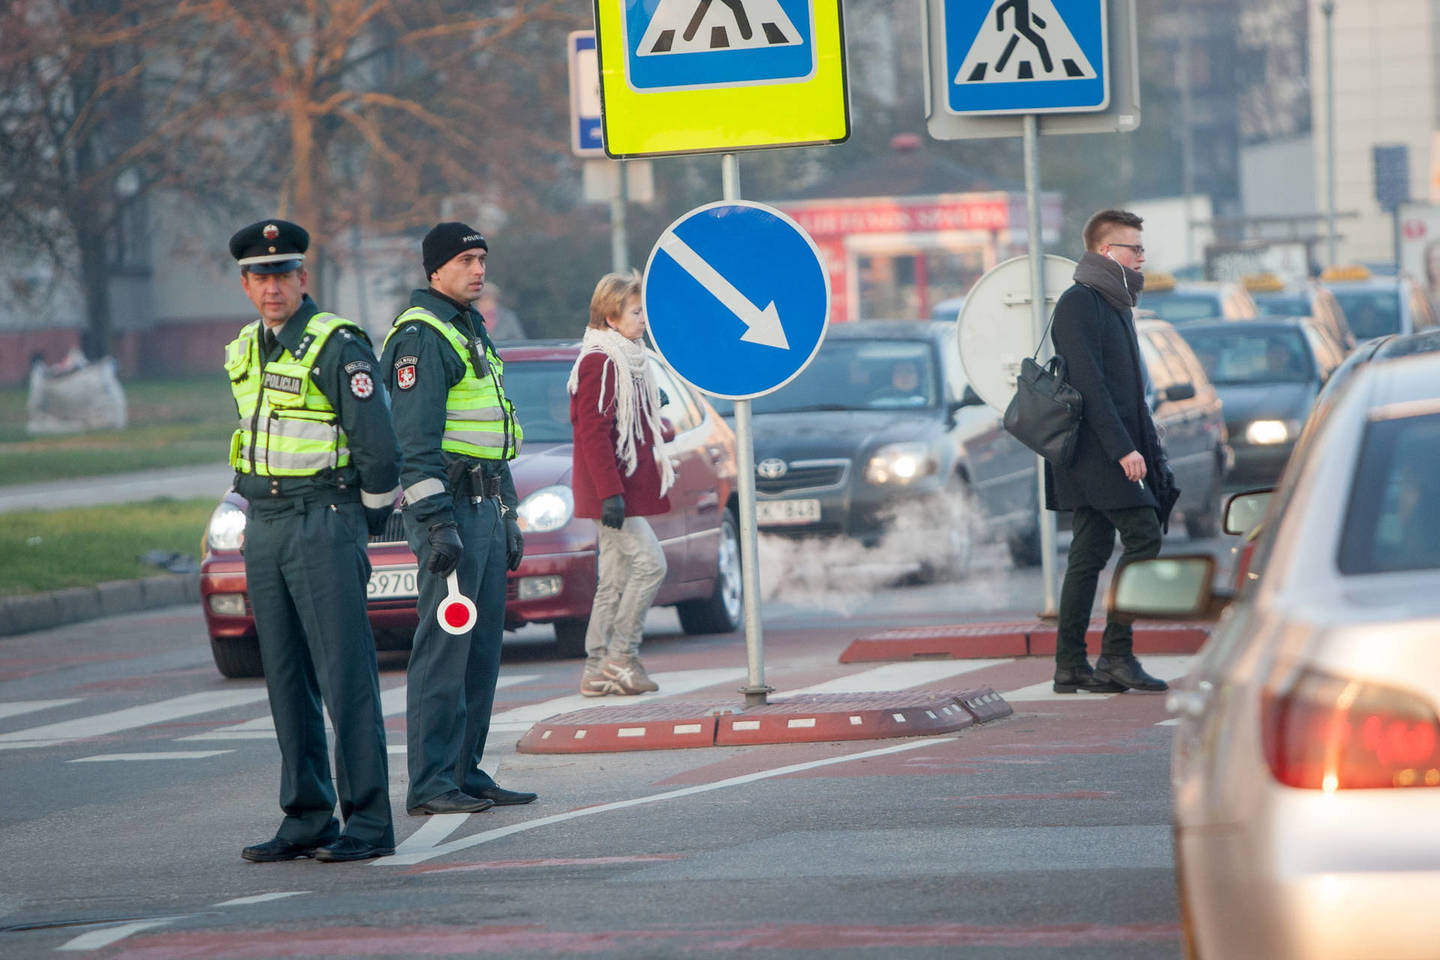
[621,0,816,92]
[568,31,605,157]
[942,0,1108,115]
[643,201,829,399]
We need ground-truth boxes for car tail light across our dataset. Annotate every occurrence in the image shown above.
[1262,669,1440,790]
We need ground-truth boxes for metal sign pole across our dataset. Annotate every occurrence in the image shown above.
[721,152,773,707]
[1024,115,1058,618]
[611,159,630,273]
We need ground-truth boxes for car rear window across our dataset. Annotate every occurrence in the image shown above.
[1331,290,1401,339]
[1254,294,1308,316]
[1143,294,1223,323]
[503,360,574,443]
[1338,411,1440,574]
[1175,327,1313,384]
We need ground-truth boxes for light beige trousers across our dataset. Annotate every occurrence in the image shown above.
[584,516,667,661]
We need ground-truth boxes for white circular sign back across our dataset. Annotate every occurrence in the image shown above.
[956,254,1079,412]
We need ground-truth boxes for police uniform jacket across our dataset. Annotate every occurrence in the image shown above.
[233,294,400,506]
[1043,282,1164,513]
[380,288,519,529]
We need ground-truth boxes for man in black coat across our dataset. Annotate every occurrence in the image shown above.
[1044,209,1174,694]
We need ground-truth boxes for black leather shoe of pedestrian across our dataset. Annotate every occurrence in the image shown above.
[313,836,395,863]
[1052,663,1125,694]
[472,785,538,806]
[241,837,326,863]
[1093,654,1169,692]
[406,790,496,816]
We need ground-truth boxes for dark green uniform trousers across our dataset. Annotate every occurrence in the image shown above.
[1056,505,1163,669]
[404,495,507,809]
[245,499,394,848]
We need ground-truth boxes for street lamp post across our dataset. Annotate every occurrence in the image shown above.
[1322,0,1337,266]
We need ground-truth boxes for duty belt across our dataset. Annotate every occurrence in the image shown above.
[453,466,503,502]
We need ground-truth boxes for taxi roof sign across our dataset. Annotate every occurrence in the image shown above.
[594,0,850,158]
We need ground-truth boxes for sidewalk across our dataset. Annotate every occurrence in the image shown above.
[0,463,232,514]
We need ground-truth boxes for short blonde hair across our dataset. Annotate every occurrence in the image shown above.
[588,270,642,330]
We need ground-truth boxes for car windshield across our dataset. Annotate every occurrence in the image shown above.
[503,360,573,443]
[1175,327,1314,384]
[716,340,940,415]
[1339,411,1440,574]
[1330,289,1400,339]
[1254,294,1308,316]
[1142,293,1224,323]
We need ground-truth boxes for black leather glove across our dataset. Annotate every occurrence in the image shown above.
[505,517,524,572]
[425,520,463,576]
[600,494,625,530]
[364,505,394,538]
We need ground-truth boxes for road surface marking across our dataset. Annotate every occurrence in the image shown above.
[69,751,233,763]
[0,699,80,721]
[57,918,186,951]
[488,669,743,734]
[780,660,1012,696]
[395,813,472,856]
[381,734,957,866]
[0,690,270,750]
[215,892,307,907]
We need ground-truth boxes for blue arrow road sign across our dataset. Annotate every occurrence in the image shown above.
[620,0,816,92]
[644,201,828,399]
[943,0,1108,115]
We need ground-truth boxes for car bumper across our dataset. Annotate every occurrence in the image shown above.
[755,474,947,543]
[1228,442,1293,486]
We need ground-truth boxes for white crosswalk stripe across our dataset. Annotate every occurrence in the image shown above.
[489,668,744,734]
[0,698,80,721]
[0,690,271,750]
[780,660,1013,697]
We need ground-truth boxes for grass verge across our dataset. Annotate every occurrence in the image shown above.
[0,498,215,597]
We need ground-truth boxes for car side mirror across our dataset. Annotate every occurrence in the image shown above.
[1162,382,1197,403]
[1223,488,1273,536]
[958,385,984,408]
[1107,555,1225,620]
[660,416,677,442]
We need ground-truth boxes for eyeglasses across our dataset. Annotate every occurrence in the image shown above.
[1108,243,1145,255]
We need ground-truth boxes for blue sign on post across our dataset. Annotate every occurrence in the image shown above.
[643,201,828,399]
[621,0,816,92]
[943,0,1108,115]
[568,31,604,157]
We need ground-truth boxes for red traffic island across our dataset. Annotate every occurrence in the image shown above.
[839,618,1210,663]
[515,687,1012,754]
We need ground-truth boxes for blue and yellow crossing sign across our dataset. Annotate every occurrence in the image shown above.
[593,0,849,158]
[943,0,1108,115]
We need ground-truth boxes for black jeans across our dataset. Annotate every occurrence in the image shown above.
[1055,505,1162,668]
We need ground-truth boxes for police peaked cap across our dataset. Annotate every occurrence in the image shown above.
[230,219,309,274]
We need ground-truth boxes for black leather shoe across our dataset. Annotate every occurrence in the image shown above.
[1094,654,1169,692]
[406,790,496,816]
[472,785,538,806]
[241,837,327,862]
[1053,663,1125,694]
[313,836,395,863]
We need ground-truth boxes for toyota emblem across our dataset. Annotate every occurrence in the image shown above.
[756,458,787,480]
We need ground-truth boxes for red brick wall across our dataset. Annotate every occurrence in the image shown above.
[1,318,246,385]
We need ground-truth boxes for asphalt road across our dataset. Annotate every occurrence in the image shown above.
[0,537,1231,959]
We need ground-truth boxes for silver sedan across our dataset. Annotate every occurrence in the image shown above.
[1112,350,1440,959]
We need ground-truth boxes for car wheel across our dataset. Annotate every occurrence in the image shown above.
[1184,460,1224,540]
[1007,526,1043,567]
[553,618,589,659]
[210,635,263,679]
[677,508,742,635]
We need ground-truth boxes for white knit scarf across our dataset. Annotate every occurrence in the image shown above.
[567,327,675,496]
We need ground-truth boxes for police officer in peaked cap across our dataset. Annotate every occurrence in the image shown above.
[224,218,403,863]
[380,222,535,815]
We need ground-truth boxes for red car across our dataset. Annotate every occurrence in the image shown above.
[200,342,742,678]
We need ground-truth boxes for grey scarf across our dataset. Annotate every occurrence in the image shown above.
[1073,251,1145,312]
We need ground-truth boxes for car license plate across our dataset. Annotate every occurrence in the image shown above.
[368,566,419,600]
[755,499,821,526]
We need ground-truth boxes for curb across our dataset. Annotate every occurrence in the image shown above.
[515,687,1012,754]
[839,619,1210,663]
[0,574,201,638]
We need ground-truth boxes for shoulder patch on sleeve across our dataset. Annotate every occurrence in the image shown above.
[344,359,372,375]
[349,370,375,399]
[395,355,418,391]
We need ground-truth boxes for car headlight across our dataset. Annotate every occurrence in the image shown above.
[517,485,574,533]
[206,500,247,551]
[1244,419,1297,445]
[864,442,937,485]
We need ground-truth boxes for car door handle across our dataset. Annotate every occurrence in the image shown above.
[1166,680,1213,718]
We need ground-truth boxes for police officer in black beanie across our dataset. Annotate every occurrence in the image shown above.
[379,222,535,815]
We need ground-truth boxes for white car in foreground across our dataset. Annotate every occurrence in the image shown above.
[1112,350,1440,959]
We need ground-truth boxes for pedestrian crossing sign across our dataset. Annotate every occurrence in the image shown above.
[594,0,849,157]
[942,0,1108,115]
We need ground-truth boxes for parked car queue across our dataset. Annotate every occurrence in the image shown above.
[200,341,742,678]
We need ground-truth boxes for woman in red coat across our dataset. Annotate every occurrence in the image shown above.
[568,272,675,696]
